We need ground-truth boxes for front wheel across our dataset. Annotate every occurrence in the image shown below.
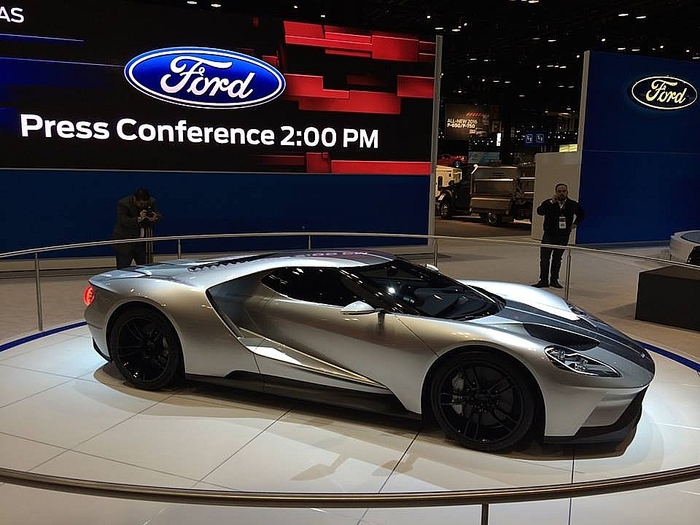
[109,306,183,390]
[429,351,534,451]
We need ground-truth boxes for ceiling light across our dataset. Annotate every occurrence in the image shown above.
[636,15,647,19]
[505,80,511,84]
[601,38,606,42]
[426,14,431,19]
[452,28,461,32]
[693,56,700,60]
[632,48,640,52]
[576,54,581,58]
[211,2,221,7]
[293,4,298,9]
[618,12,629,17]
[686,49,691,53]
[660,44,664,49]
[186,0,197,4]
[532,37,541,41]
[617,47,626,51]
[470,57,477,61]
[528,0,540,3]
[320,13,325,18]
[519,94,525,97]
[435,26,444,30]
[547,39,556,43]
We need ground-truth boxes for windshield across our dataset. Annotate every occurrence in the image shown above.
[345,259,502,320]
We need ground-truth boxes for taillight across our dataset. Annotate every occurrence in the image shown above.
[83,285,95,306]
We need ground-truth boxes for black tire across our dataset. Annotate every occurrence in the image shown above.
[486,213,502,225]
[109,306,183,390]
[439,201,452,219]
[429,351,534,452]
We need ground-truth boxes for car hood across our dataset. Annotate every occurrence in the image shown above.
[461,279,579,321]
[459,280,653,372]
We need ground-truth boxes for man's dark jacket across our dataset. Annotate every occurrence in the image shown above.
[112,196,160,253]
[537,198,585,235]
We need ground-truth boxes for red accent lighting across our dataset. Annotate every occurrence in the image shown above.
[83,285,95,306]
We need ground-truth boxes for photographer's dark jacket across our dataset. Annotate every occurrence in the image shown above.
[537,198,585,235]
[112,196,161,252]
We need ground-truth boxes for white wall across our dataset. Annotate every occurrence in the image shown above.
[532,152,582,242]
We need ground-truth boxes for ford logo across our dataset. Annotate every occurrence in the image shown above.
[629,76,697,110]
[124,47,286,109]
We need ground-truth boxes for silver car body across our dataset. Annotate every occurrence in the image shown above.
[85,250,654,443]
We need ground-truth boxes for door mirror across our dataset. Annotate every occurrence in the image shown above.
[425,263,440,272]
[341,301,379,315]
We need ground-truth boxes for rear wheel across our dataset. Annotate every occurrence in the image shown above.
[486,213,502,225]
[430,351,534,451]
[109,306,183,390]
[439,201,452,219]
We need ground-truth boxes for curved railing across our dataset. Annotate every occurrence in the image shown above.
[1,231,699,524]
[2,230,699,331]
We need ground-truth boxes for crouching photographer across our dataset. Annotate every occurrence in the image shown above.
[112,188,162,269]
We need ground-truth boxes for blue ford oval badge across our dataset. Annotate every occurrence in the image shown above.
[125,47,286,109]
[630,76,697,110]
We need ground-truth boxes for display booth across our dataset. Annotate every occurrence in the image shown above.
[533,51,700,245]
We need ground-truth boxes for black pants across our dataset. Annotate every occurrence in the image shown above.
[539,232,570,283]
[115,243,147,270]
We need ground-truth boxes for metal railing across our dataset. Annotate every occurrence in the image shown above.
[2,230,699,331]
[1,230,699,524]
[0,464,699,524]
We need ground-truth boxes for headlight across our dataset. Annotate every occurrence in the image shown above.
[545,345,620,378]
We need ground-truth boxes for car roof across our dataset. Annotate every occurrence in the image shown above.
[120,249,398,288]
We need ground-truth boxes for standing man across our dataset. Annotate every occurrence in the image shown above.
[112,188,162,269]
[532,183,584,289]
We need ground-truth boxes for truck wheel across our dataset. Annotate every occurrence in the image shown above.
[439,201,452,219]
[486,213,502,225]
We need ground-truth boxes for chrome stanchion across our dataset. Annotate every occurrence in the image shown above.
[481,503,490,525]
[564,248,572,301]
[307,235,312,250]
[433,238,439,267]
[177,239,182,259]
[34,252,43,331]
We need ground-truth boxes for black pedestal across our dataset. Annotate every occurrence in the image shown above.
[635,266,700,331]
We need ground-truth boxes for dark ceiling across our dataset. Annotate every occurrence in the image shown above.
[141,0,700,115]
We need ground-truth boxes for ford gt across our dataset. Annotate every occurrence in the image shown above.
[83,250,654,452]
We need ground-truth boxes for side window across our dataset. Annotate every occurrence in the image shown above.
[262,267,360,307]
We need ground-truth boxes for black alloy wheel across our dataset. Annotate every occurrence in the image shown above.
[109,306,183,390]
[430,351,534,451]
[486,213,502,225]
[439,201,452,219]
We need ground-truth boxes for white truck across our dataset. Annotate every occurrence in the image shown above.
[436,164,535,225]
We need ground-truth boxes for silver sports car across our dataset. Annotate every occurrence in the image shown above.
[84,250,654,452]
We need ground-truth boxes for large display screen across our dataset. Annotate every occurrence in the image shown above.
[0,1,437,254]
[0,1,435,173]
